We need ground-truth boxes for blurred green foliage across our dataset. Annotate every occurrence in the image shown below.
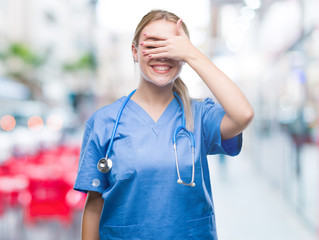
[0,42,96,99]
[63,52,96,72]
[0,43,47,67]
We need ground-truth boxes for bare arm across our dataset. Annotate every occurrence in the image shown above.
[82,191,104,240]
[142,19,254,139]
[185,48,254,139]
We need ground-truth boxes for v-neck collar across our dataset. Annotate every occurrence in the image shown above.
[126,97,180,135]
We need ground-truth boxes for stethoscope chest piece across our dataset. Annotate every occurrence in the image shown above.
[97,158,113,173]
[96,90,196,187]
[96,90,137,174]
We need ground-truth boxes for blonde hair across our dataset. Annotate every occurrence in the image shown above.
[132,9,194,131]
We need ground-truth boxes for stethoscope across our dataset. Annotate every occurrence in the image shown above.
[97,89,196,187]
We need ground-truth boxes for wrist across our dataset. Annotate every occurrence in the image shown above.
[184,45,205,67]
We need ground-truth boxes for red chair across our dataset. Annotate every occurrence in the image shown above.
[0,144,82,226]
[24,177,72,225]
[0,174,29,209]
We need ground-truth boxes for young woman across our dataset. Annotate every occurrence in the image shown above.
[74,9,254,240]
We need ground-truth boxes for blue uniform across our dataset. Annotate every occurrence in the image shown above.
[74,95,242,240]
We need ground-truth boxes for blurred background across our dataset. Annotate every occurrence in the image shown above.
[0,0,318,239]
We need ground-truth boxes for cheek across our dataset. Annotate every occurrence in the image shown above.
[137,49,146,61]
[138,54,150,67]
[175,62,183,72]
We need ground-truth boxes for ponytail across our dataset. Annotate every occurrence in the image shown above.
[173,77,194,131]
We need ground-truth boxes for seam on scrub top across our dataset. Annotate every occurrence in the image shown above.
[78,124,109,194]
[200,99,211,145]
[75,125,105,194]
[152,105,180,136]
[125,101,155,131]
[126,97,181,133]
[88,117,110,158]
[201,99,225,154]
[156,96,183,130]
[90,128,106,157]
[215,110,225,153]
[81,123,105,165]
[78,123,94,171]
[200,99,210,155]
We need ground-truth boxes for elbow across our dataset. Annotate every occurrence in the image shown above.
[234,107,254,130]
[242,107,254,127]
[223,107,254,134]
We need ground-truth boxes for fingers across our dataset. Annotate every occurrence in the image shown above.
[139,22,188,61]
[140,40,166,49]
[143,32,167,41]
[176,19,183,36]
[176,19,187,37]
[147,52,169,59]
[140,41,169,59]
[142,46,168,57]
[140,38,168,57]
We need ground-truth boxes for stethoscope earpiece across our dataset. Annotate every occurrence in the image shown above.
[177,178,196,187]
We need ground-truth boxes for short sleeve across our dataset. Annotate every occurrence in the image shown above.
[201,98,242,156]
[73,123,109,194]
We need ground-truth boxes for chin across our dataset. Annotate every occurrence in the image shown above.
[141,73,176,87]
[148,78,175,87]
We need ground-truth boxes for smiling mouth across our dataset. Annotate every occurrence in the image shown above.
[151,65,171,73]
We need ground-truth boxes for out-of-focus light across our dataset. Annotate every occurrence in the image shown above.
[293,69,306,84]
[226,28,246,52]
[28,115,44,131]
[279,95,293,112]
[47,115,63,131]
[241,6,255,20]
[66,189,84,207]
[18,191,32,206]
[0,175,29,192]
[237,16,250,31]
[226,39,241,52]
[303,105,317,124]
[244,0,261,10]
[278,95,297,124]
[225,14,250,53]
[0,115,16,131]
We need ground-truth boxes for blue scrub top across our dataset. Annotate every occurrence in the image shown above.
[74,95,242,240]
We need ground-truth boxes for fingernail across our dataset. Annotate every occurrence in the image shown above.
[142,50,146,54]
[148,55,152,58]
[143,33,147,36]
[140,42,144,46]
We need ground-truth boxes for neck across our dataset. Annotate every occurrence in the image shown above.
[132,80,175,106]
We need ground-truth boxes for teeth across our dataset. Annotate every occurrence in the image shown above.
[153,66,170,71]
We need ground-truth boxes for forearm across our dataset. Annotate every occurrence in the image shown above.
[186,47,254,130]
[140,22,253,137]
[82,191,104,240]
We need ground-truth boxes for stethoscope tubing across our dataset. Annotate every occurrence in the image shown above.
[104,89,137,159]
[172,92,195,187]
[99,89,196,187]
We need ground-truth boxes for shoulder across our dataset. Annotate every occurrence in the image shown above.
[86,97,126,129]
[191,97,219,113]
[191,97,225,126]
